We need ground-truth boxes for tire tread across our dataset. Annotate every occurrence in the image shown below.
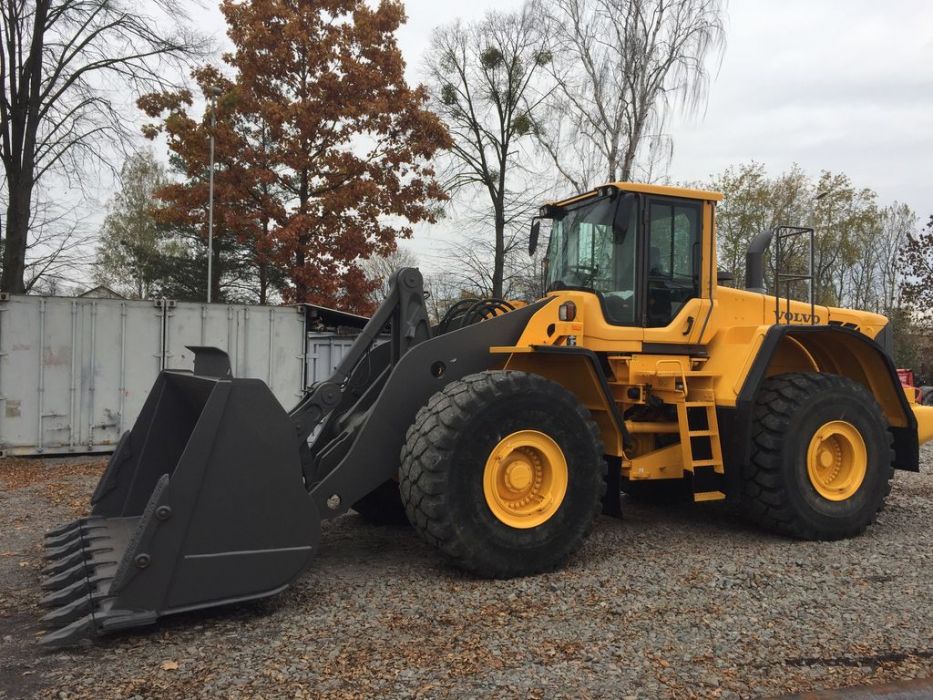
[400,370,606,578]
[743,372,894,539]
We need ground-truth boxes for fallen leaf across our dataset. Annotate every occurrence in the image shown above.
[161,660,179,671]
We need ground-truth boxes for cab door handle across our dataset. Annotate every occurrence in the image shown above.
[682,316,695,336]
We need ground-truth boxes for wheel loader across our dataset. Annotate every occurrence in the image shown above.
[38,182,933,646]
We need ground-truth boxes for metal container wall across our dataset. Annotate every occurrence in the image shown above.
[0,296,307,456]
[163,301,307,410]
[305,333,361,385]
[0,296,163,455]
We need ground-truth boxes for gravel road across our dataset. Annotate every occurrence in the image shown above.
[1,449,931,699]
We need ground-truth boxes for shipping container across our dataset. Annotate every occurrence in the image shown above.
[306,333,358,385]
[0,295,307,456]
[163,301,307,407]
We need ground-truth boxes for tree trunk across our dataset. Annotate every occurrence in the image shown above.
[1,177,32,293]
[295,168,309,301]
[620,114,646,182]
[1,0,48,294]
[492,213,505,299]
[258,216,269,304]
[258,262,268,305]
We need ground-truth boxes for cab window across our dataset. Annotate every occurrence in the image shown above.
[544,194,638,324]
[646,200,701,327]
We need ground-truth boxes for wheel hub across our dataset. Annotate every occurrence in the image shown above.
[806,420,867,501]
[483,430,568,529]
[505,460,534,491]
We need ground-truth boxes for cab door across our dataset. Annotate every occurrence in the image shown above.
[640,196,711,348]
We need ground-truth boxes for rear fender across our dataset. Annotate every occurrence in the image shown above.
[733,325,918,474]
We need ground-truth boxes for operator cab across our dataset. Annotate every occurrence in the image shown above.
[538,184,720,328]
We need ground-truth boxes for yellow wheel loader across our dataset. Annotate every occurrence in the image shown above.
[39,183,933,646]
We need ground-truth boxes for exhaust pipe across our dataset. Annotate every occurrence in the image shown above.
[745,229,773,293]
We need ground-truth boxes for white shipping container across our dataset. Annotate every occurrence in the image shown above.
[0,296,164,455]
[0,295,308,456]
[163,301,307,409]
[305,333,361,386]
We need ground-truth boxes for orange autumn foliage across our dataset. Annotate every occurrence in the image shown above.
[140,0,450,313]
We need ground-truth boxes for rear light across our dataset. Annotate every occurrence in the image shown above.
[558,301,576,322]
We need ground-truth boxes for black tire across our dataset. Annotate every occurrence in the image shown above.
[399,370,607,578]
[743,372,894,540]
[352,480,410,526]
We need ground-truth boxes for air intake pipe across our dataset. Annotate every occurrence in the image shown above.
[745,229,773,294]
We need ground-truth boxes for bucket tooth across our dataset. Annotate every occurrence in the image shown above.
[44,518,88,540]
[42,549,88,576]
[41,594,96,628]
[40,578,94,608]
[45,535,104,561]
[43,546,113,577]
[44,522,104,548]
[41,560,92,591]
[39,615,97,648]
[44,529,83,550]
[44,537,94,561]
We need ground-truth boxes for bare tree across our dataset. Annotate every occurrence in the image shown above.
[808,172,879,307]
[536,0,725,191]
[22,190,96,292]
[0,0,206,293]
[877,203,915,312]
[445,232,502,297]
[901,215,933,326]
[361,246,421,305]
[425,3,552,298]
[423,270,472,324]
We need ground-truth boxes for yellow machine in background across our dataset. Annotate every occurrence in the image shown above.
[41,181,933,646]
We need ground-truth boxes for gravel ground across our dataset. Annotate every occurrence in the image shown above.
[1,448,932,699]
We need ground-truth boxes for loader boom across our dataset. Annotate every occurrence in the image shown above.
[40,268,544,646]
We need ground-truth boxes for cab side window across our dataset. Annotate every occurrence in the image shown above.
[646,200,701,327]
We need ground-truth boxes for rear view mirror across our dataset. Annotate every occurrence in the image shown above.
[529,219,541,256]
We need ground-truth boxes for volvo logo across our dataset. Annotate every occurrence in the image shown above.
[774,310,821,324]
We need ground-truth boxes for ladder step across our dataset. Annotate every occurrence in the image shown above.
[683,401,715,408]
[655,371,718,378]
[688,430,717,437]
[691,459,722,468]
[694,491,726,503]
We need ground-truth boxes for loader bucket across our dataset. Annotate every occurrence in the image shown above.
[40,369,320,647]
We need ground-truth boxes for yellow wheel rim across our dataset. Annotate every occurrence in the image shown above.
[806,420,867,501]
[483,430,568,529]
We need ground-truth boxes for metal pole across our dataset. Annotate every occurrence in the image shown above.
[207,90,218,304]
[811,189,833,310]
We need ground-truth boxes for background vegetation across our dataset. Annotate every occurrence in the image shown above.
[1,0,930,368]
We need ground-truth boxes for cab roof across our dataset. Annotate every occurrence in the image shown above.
[550,182,724,208]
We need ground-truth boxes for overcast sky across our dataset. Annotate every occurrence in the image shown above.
[188,0,933,272]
